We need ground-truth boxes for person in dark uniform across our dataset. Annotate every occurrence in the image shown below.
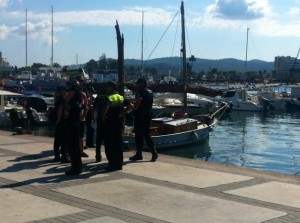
[23,99,38,131]
[102,81,132,171]
[53,86,70,163]
[85,87,96,148]
[129,78,158,162]
[93,93,107,162]
[64,84,82,175]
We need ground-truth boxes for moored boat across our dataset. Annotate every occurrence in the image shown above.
[123,1,219,151]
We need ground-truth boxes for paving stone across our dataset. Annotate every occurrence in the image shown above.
[80,216,128,223]
[122,161,252,188]
[0,155,109,186]
[225,181,300,209]
[0,142,52,155]
[57,179,286,223]
[0,135,34,145]
[0,188,83,223]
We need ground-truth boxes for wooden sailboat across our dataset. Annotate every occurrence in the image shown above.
[123,1,217,150]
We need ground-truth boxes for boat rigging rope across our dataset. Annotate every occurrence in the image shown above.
[186,25,192,59]
[145,8,180,63]
[169,13,181,69]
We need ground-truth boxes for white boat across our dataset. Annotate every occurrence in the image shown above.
[123,2,217,150]
[257,90,286,111]
[0,90,24,127]
[152,93,218,116]
[215,89,264,111]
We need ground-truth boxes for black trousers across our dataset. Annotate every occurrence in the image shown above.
[85,120,94,146]
[53,122,68,159]
[134,114,156,155]
[104,121,123,168]
[96,120,104,159]
[67,125,82,171]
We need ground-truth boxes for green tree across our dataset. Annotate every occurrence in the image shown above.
[106,58,118,70]
[98,53,107,70]
[53,62,61,68]
[85,59,98,73]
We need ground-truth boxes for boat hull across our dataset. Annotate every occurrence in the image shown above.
[123,124,211,150]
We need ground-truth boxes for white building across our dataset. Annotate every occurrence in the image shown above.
[275,56,300,73]
[37,67,61,79]
[18,71,32,79]
[92,70,118,83]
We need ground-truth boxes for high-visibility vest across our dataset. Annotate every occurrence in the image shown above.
[107,94,124,107]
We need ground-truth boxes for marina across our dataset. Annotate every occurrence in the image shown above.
[7,108,300,176]
[1,0,300,222]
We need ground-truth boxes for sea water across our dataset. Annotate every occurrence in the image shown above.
[161,111,300,175]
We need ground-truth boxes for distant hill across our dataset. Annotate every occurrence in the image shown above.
[125,57,274,73]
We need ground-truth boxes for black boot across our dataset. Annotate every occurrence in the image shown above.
[151,147,158,162]
[129,153,143,161]
[95,155,102,163]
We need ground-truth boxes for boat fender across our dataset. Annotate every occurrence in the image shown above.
[191,131,199,142]
[171,110,188,119]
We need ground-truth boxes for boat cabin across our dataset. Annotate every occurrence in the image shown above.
[151,117,198,135]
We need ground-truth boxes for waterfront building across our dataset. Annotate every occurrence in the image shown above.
[274,56,300,73]
[0,51,13,72]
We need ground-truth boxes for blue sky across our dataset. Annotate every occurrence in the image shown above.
[0,0,299,67]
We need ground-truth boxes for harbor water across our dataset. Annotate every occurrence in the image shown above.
[161,111,300,175]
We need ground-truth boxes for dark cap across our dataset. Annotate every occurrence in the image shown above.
[136,78,147,85]
[87,86,96,94]
[106,81,117,89]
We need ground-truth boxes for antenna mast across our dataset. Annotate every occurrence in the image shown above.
[244,27,249,84]
[141,11,144,76]
[181,1,187,112]
[25,9,28,68]
[51,5,54,67]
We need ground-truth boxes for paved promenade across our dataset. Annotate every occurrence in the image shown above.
[0,130,300,223]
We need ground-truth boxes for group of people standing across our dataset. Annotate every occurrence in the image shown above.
[52,77,158,175]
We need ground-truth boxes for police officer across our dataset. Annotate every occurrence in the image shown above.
[93,92,107,162]
[64,84,82,175]
[53,86,69,163]
[129,78,158,162]
[102,81,132,171]
[85,87,96,148]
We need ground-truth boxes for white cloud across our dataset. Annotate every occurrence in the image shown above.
[188,0,300,37]
[0,24,18,39]
[289,7,300,15]
[0,0,9,8]
[205,0,273,20]
[0,6,174,45]
[253,18,300,37]
[5,7,173,27]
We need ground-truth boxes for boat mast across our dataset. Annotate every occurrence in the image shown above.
[51,5,54,68]
[25,8,28,68]
[244,27,249,85]
[141,11,144,76]
[181,1,188,112]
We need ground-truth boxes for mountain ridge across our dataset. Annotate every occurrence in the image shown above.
[124,57,274,73]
